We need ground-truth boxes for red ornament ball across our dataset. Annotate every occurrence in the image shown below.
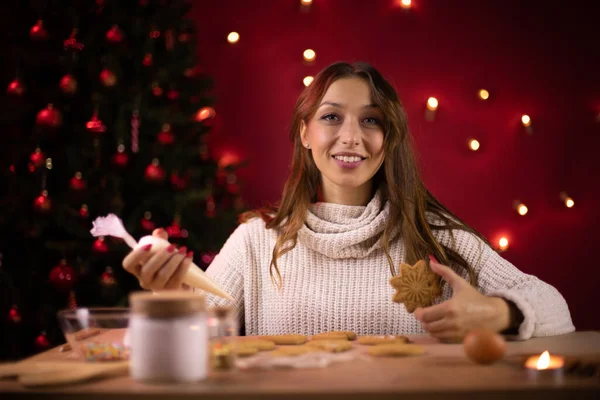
[30,20,48,41]
[141,212,155,231]
[112,145,129,168]
[106,25,124,43]
[100,69,117,87]
[142,53,153,67]
[59,74,77,94]
[69,172,86,191]
[100,266,117,287]
[49,260,75,291]
[170,172,188,190]
[200,251,217,268]
[35,331,50,351]
[7,79,24,96]
[8,305,21,324]
[167,89,180,101]
[157,124,175,145]
[79,204,89,218]
[30,148,46,168]
[36,104,63,129]
[33,190,52,214]
[93,237,109,253]
[145,159,166,182]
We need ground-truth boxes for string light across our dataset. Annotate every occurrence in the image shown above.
[227,32,239,43]
[468,139,480,151]
[303,49,316,62]
[560,191,575,208]
[478,89,490,100]
[426,97,438,111]
[303,76,314,87]
[45,158,53,170]
[399,0,412,8]
[498,237,509,251]
[513,200,528,216]
[521,114,531,127]
[301,0,312,5]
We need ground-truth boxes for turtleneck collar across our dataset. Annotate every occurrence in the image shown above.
[297,188,392,259]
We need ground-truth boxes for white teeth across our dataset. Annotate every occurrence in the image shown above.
[334,155,362,163]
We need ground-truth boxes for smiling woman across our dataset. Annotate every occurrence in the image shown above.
[122,62,575,343]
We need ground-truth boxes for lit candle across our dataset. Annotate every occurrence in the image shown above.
[524,350,564,381]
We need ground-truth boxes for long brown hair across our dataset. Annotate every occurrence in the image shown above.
[241,61,489,288]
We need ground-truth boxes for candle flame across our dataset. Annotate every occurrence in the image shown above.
[537,350,550,370]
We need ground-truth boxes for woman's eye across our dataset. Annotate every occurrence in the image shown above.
[363,117,380,125]
[321,114,339,122]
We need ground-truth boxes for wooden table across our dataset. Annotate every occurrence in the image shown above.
[1,331,599,399]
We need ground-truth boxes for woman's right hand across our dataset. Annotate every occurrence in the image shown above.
[122,228,193,291]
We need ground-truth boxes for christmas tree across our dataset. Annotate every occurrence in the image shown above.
[0,0,245,360]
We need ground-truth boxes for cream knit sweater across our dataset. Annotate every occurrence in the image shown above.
[201,191,575,340]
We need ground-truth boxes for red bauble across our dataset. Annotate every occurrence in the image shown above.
[86,111,106,134]
[30,148,45,168]
[170,172,188,190]
[100,69,117,87]
[205,196,216,218]
[49,259,75,291]
[33,190,52,214]
[35,331,50,351]
[93,237,109,253]
[167,89,179,101]
[141,212,155,231]
[30,20,48,41]
[8,305,21,324]
[166,220,187,238]
[194,106,215,123]
[79,204,89,218]
[7,79,24,96]
[142,53,153,67]
[152,83,163,97]
[200,251,217,269]
[144,159,166,182]
[59,74,77,94]
[157,124,175,145]
[69,172,86,191]
[112,145,129,168]
[178,33,191,43]
[100,266,117,287]
[106,25,124,43]
[36,104,63,129]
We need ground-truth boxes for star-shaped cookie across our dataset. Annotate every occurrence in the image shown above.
[389,260,442,313]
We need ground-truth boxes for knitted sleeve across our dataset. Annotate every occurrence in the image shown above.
[433,225,575,340]
[193,222,248,325]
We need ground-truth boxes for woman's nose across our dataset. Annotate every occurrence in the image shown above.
[340,121,360,146]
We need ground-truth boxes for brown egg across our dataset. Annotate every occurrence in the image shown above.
[463,329,506,365]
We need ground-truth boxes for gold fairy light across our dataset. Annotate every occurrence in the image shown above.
[478,89,490,100]
[227,32,239,43]
[468,139,480,151]
[303,76,314,87]
[426,97,438,111]
[303,49,316,62]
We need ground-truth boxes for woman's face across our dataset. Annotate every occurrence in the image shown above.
[301,77,385,202]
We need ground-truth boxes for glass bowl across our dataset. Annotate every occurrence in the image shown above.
[57,308,130,362]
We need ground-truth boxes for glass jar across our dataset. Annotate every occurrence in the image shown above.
[208,306,239,371]
[129,291,208,382]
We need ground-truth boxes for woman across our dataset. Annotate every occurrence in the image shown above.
[123,62,575,342]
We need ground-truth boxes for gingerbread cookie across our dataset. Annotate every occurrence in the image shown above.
[357,335,409,345]
[307,340,353,353]
[389,260,442,313]
[368,343,425,357]
[260,334,307,345]
[269,345,317,357]
[234,345,260,357]
[311,332,349,341]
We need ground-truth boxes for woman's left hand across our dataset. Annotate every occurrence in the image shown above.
[414,261,511,342]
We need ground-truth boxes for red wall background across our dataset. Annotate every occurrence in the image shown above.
[191,0,600,330]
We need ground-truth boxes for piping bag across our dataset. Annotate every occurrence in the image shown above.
[90,214,233,301]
